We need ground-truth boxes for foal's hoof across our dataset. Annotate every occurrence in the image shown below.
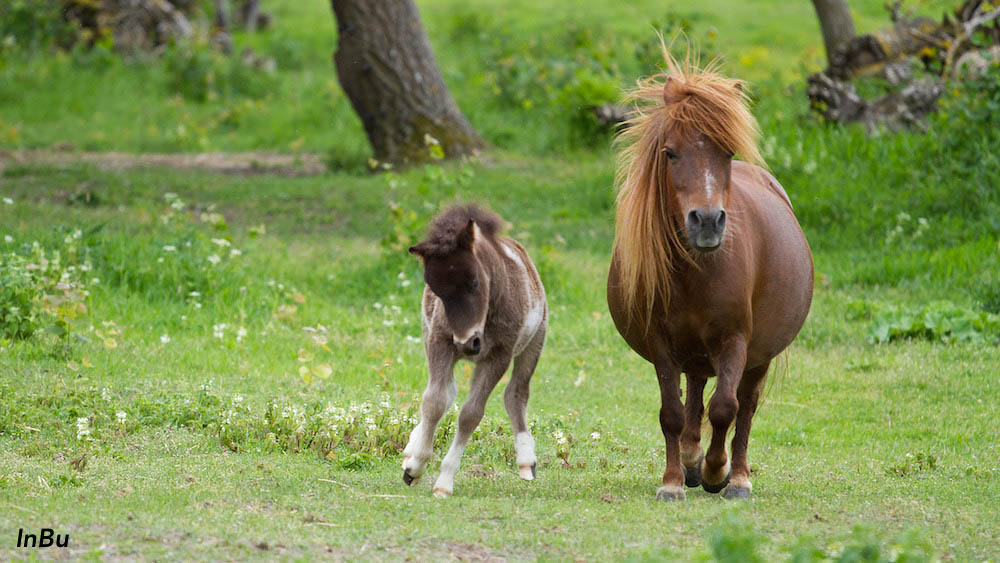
[518,463,537,481]
[722,485,751,500]
[432,488,452,498]
[402,469,420,486]
[684,465,702,488]
[702,472,730,494]
[655,485,686,502]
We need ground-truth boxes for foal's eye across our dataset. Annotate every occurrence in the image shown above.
[664,147,678,160]
[471,277,479,292]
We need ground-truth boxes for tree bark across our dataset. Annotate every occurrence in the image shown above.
[811,0,856,66]
[330,0,484,166]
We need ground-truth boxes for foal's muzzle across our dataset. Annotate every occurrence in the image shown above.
[686,207,726,252]
[456,333,483,356]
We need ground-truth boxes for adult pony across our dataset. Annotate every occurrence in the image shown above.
[607,50,813,501]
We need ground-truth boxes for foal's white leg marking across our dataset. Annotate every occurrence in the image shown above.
[432,435,469,498]
[514,431,536,481]
[402,377,456,482]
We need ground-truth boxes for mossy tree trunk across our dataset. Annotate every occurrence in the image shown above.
[329,0,484,166]
[811,0,856,66]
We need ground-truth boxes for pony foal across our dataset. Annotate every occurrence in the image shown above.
[607,50,813,501]
[403,204,547,498]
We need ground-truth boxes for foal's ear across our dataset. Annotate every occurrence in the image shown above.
[457,219,479,250]
[408,243,427,257]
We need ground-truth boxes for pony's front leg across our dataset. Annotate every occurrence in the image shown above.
[702,336,748,493]
[654,355,686,501]
[723,361,769,500]
[681,373,707,488]
[432,356,510,498]
[402,341,457,486]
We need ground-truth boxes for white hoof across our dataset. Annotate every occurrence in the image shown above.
[518,464,536,481]
[432,488,452,498]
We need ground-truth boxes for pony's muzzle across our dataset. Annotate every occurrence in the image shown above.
[686,208,726,251]
[456,333,483,356]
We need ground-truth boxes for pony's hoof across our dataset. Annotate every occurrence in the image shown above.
[518,463,537,481]
[402,470,420,486]
[722,485,751,500]
[702,472,730,494]
[655,486,686,502]
[684,465,702,488]
[432,488,451,498]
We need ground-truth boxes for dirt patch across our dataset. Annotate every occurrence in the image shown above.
[0,149,328,177]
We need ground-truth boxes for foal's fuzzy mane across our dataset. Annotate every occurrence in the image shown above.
[418,203,505,256]
[613,44,765,326]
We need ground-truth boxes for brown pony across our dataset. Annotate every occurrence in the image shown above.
[404,204,547,497]
[607,49,813,501]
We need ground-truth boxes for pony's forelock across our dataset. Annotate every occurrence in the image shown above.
[613,44,764,327]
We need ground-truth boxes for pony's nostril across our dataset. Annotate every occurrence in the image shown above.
[688,210,702,226]
[715,209,726,228]
[471,337,481,351]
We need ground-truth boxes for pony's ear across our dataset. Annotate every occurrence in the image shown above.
[663,76,686,105]
[457,219,478,250]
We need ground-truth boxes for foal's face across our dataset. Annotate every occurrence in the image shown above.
[410,221,490,357]
[663,130,732,252]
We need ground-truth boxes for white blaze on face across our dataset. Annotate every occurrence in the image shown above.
[704,168,716,200]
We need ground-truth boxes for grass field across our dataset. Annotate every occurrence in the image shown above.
[2,0,1000,560]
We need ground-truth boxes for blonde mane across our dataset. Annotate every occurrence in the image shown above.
[613,45,765,326]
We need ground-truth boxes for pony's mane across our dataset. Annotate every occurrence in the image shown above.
[418,203,505,256]
[613,44,765,326]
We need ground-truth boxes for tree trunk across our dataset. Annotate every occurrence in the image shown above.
[811,0,856,66]
[330,0,484,166]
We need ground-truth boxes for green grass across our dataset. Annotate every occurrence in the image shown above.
[2,0,1000,559]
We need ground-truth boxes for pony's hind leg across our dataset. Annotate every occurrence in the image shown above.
[723,361,769,500]
[432,357,511,498]
[505,327,545,481]
[681,373,708,488]
[702,337,748,493]
[654,356,686,501]
[402,349,457,486]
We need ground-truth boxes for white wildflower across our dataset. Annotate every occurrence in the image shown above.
[401,279,412,287]
[2,197,13,205]
[101,388,111,401]
[188,291,200,297]
[73,229,82,239]
[207,254,221,265]
[76,417,90,440]
[160,334,171,344]
[193,302,202,309]
[3,235,12,243]
[373,302,383,310]
[116,411,127,425]
[236,326,247,342]
[91,278,100,285]
[211,238,231,248]
[590,432,601,441]
[213,323,227,339]
[382,320,394,327]
[230,248,242,257]
[163,245,177,252]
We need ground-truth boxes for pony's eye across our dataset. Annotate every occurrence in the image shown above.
[664,147,678,160]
